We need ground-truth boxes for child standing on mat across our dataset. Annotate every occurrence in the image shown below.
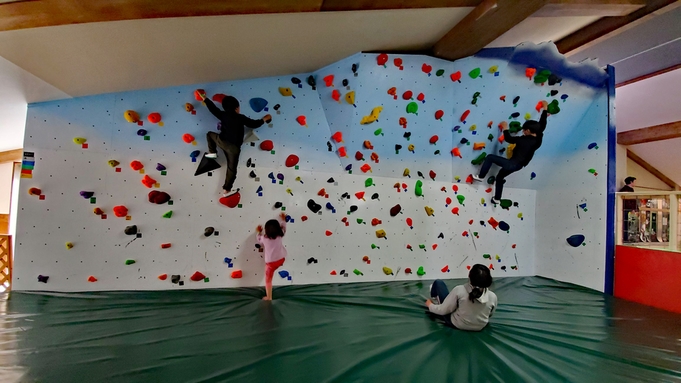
[198,92,272,197]
[426,264,497,331]
[256,213,288,301]
[472,105,548,203]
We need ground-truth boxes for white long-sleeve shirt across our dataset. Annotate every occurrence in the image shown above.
[429,284,497,331]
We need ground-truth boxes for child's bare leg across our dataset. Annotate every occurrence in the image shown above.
[264,284,273,301]
[263,265,273,301]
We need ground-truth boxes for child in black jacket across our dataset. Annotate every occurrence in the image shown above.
[198,93,271,196]
[473,105,548,203]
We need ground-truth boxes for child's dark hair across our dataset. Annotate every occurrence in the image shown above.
[468,264,493,302]
[522,120,540,134]
[624,176,636,185]
[222,96,239,113]
[264,219,284,240]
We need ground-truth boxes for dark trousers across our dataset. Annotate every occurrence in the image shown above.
[478,154,523,200]
[430,279,454,326]
[207,132,241,191]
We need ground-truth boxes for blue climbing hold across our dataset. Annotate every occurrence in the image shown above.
[499,221,510,231]
[190,150,200,158]
[249,97,269,113]
[588,142,598,150]
[567,234,585,247]
[530,172,536,180]
[278,270,290,279]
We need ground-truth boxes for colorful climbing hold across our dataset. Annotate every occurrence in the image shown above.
[406,102,418,115]
[567,234,586,247]
[469,68,481,79]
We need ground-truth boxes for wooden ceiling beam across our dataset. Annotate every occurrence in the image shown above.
[617,121,681,146]
[0,149,22,163]
[627,149,679,189]
[433,0,548,61]
[320,0,480,11]
[535,0,645,17]
[555,0,680,55]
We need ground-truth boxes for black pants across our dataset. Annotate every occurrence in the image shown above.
[207,132,241,191]
[478,154,523,200]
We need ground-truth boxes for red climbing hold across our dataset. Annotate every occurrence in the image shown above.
[451,207,459,215]
[338,146,347,157]
[402,90,413,100]
[323,74,334,87]
[450,71,462,82]
[182,133,195,144]
[394,58,403,68]
[113,205,128,218]
[446,197,452,206]
[465,174,474,184]
[535,101,544,112]
[429,170,436,181]
[488,217,499,229]
[377,53,388,66]
[285,154,299,168]
[142,175,156,188]
[130,160,144,171]
[421,63,432,75]
[190,271,206,281]
[332,89,341,102]
[360,163,372,173]
[430,135,439,144]
[158,274,168,281]
[512,244,517,248]
[317,188,327,197]
[212,93,226,103]
[435,110,444,120]
[88,276,97,282]
[219,191,241,208]
[260,140,274,151]
[460,110,470,122]
[525,68,536,80]
[296,115,307,127]
[301,216,308,222]
[331,131,343,143]
[405,268,412,274]
[148,190,170,204]
[93,207,104,215]
[194,89,206,101]
[325,230,333,236]
[485,188,492,193]
[432,244,438,250]
[469,219,474,225]
[467,265,471,270]
[330,270,337,275]
[355,191,365,200]
[406,217,413,228]
[417,93,425,102]
[371,218,382,226]
[370,152,379,163]
[489,263,495,270]
[462,231,468,237]
[231,270,243,279]
[161,243,171,249]
[452,185,458,192]
[399,117,407,128]
[441,265,449,272]
[355,151,365,161]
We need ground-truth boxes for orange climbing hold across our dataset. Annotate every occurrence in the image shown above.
[28,187,42,196]
[451,148,462,158]
[371,218,382,226]
[182,133,195,144]
[498,135,505,143]
[387,87,397,99]
[473,142,486,150]
[318,188,327,197]
[141,175,157,188]
[113,205,128,218]
[363,140,374,150]
[194,89,206,101]
[399,117,407,128]
[525,68,536,80]
[360,163,372,173]
[370,152,379,163]
[130,160,144,171]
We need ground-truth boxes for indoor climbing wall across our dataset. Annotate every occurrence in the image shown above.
[14,42,607,292]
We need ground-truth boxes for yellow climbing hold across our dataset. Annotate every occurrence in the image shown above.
[424,206,435,216]
[65,242,74,250]
[376,229,387,239]
[360,106,383,125]
[73,137,87,145]
[382,266,394,275]
[488,65,498,74]
[469,124,477,131]
[507,143,515,159]
[403,168,410,177]
[524,112,532,120]
[345,91,356,105]
[108,160,120,167]
[279,87,293,97]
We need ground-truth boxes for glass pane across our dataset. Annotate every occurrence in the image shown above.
[622,196,670,248]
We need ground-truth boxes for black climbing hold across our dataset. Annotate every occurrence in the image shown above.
[513,96,520,104]
[434,150,440,155]
[255,244,261,249]
[250,171,257,178]
[550,90,558,96]
[499,221,510,231]
[341,192,350,199]
[307,75,316,89]
[291,77,301,85]
[340,269,346,275]
[246,158,252,167]
[273,104,281,111]
[548,74,562,86]
[349,205,358,213]
[37,275,49,283]
[124,225,138,235]
[487,176,495,184]
[204,227,215,237]
[194,154,221,176]
[371,193,379,200]
[307,257,318,264]
[499,148,506,154]
[395,144,402,151]
[171,275,181,284]
[307,199,322,214]
[417,171,424,179]
[513,202,519,207]
[390,204,402,217]
[274,202,283,209]
[480,220,485,226]
[460,138,469,144]
[327,141,333,151]
[327,177,335,183]
[342,79,349,87]
[438,233,444,239]
[510,112,520,119]
[403,132,411,139]
[352,63,358,73]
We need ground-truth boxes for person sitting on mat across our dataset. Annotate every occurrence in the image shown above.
[472,104,548,203]
[426,264,497,331]
[256,213,288,301]
[198,92,272,197]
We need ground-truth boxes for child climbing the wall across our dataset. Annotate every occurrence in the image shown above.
[256,213,288,301]
[426,264,497,331]
[198,92,272,197]
[472,104,548,203]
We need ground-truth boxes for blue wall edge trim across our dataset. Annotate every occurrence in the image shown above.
[605,65,616,295]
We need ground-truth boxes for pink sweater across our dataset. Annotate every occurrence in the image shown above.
[257,220,287,263]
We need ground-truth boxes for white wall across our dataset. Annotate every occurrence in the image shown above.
[0,162,13,214]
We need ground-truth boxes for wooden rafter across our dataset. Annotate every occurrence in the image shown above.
[0,149,22,163]
[535,0,645,17]
[617,121,681,146]
[627,149,679,190]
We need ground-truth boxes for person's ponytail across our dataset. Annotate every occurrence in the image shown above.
[469,287,484,302]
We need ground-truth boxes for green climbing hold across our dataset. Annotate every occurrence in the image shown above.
[534,74,548,84]
[500,199,513,209]
[374,128,383,136]
[487,176,495,184]
[457,195,465,205]
[415,180,423,197]
[357,218,364,224]
[471,152,487,165]
[487,133,494,142]
[483,254,491,259]
[125,259,136,265]
[588,168,596,174]
[548,99,560,114]
[509,121,522,133]
[406,102,418,115]
[365,178,374,187]
[419,244,426,249]
[469,68,481,79]
[162,211,173,218]
[473,232,478,237]
[417,266,425,276]
[435,69,445,77]
[353,269,363,276]
[371,244,379,249]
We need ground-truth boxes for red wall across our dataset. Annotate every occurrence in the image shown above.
[614,245,681,314]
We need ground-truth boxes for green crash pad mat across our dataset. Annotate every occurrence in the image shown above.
[1,276,680,383]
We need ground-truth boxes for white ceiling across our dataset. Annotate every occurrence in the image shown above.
[486,15,601,48]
